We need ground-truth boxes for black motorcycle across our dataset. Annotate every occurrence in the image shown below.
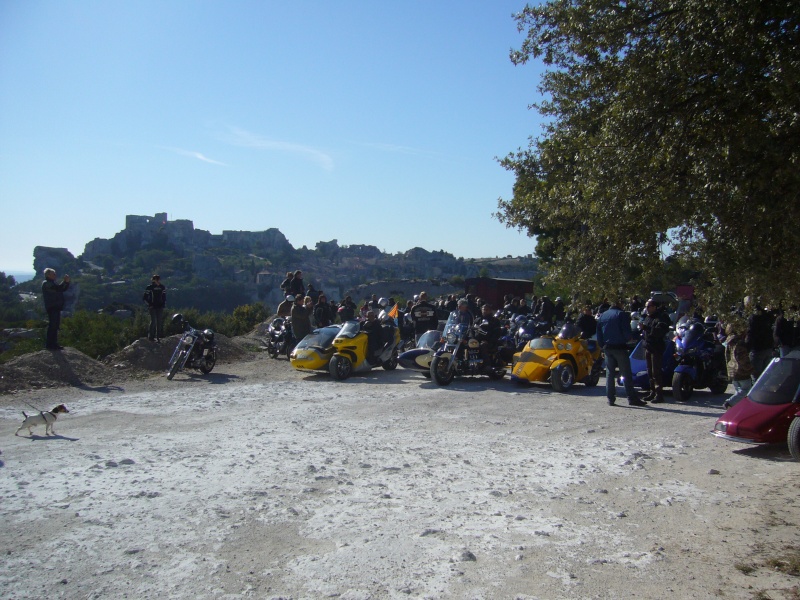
[266,316,294,359]
[430,312,510,386]
[166,313,218,380]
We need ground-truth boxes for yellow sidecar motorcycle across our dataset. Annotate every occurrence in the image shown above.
[328,317,401,381]
[510,323,603,392]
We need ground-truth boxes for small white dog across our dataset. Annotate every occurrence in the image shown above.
[15,404,70,437]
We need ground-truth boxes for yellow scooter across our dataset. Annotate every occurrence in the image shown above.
[328,317,401,380]
[510,323,603,392]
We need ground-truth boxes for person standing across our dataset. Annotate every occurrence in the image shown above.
[640,299,671,403]
[143,274,167,342]
[41,268,70,350]
[723,323,754,408]
[338,295,357,322]
[597,298,646,406]
[745,297,775,378]
[314,294,333,327]
[291,295,312,343]
[289,270,305,297]
[410,291,438,343]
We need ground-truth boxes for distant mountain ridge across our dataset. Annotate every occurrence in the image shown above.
[28,213,538,312]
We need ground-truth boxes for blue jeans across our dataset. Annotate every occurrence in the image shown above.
[604,347,639,401]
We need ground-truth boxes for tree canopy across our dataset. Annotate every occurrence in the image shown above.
[497,0,800,313]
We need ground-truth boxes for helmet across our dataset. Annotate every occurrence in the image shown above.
[285,294,295,302]
[171,313,184,325]
[555,297,563,303]
[378,297,388,308]
[413,295,419,302]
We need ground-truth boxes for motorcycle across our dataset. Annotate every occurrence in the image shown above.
[429,311,510,386]
[398,329,443,378]
[166,313,218,380]
[289,325,341,372]
[672,317,728,400]
[328,313,401,381]
[512,315,553,351]
[510,323,603,392]
[266,316,294,359]
[622,336,677,391]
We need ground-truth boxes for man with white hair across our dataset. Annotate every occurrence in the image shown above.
[41,267,70,350]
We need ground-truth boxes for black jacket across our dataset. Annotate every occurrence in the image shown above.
[143,283,167,308]
[42,278,69,311]
[641,310,671,352]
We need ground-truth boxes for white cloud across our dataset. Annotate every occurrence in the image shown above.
[223,127,334,171]
[162,147,227,166]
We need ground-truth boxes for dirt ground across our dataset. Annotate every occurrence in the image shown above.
[1,336,799,599]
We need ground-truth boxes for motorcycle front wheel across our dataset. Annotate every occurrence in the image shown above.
[329,355,353,381]
[431,355,455,386]
[268,342,279,359]
[787,418,800,461]
[200,348,217,374]
[672,371,694,401]
[551,363,575,392]
[167,350,185,380]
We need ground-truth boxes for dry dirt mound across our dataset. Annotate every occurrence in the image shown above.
[0,347,115,394]
[104,334,255,374]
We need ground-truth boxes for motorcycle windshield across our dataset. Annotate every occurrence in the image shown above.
[416,330,441,350]
[747,357,800,405]
[295,326,340,350]
[336,321,362,340]
[442,312,468,343]
[682,323,705,347]
[530,337,554,351]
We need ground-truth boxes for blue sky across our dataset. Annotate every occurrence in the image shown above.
[0,0,546,272]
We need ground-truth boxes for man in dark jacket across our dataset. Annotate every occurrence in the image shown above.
[143,274,167,342]
[536,296,555,324]
[640,299,671,403]
[745,297,775,378]
[42,268,70,350]
[576,304,597,339]
[597,299,646,406]
[474,303,502,370]
[410,292,438,343]
[290,295,312,343]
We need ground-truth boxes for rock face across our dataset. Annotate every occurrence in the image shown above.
[33,247,76,275]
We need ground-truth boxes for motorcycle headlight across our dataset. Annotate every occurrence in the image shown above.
[557,343,564,351]
[565,343,572,351]
[447,332,458,344]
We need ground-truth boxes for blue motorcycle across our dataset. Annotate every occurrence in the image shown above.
[672,318,728,401]
[623,337,677,390]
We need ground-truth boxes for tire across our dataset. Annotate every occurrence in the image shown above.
[788,418,800,461]
[585,364,601,387]
[166,350,185,380]
[431,355,455,386]
[672,371,694,401]
[200,349,217,374]
[329,355,353,381]
[268,343,279,359]
[551,363,575,393]
[382,350,398,371]
[708,376,729,395]
[488,368,506,380]
[285,340,296,360]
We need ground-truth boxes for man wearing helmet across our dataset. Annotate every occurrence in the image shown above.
[410,291,438,343]
[277,294,294,318]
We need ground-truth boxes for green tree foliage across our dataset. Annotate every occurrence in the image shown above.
[497,0,800,313]
[0,272,26,324]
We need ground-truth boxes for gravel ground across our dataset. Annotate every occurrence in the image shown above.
[1,344,799,599]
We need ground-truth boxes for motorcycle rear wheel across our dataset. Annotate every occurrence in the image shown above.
[551,363,575,393]
[672,371,694,401]
[167,350,185,380]
[382,350,398,371]
[329,355,353,381]
[200,349,217,374]
[431,355,454,386]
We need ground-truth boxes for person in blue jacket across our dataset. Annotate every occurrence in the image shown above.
[596,298,646,407]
